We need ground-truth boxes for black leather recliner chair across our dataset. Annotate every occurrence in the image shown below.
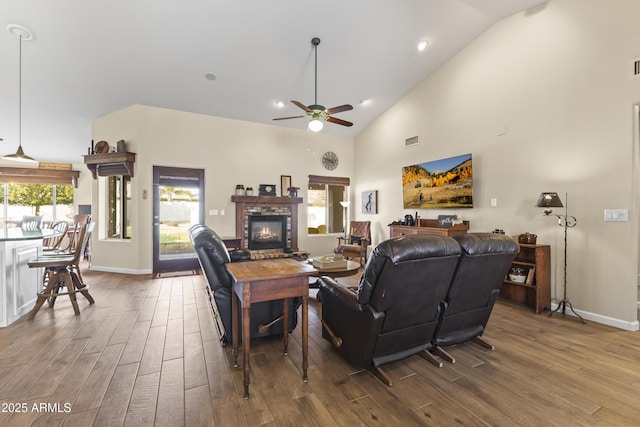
[432,233,519,362]
[189,224,300,345]
[318,234,462,386]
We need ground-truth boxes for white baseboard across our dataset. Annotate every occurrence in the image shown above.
[89,265,152,275]
[550,302,639,331]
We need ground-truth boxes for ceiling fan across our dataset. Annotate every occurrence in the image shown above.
[273,37,353,132]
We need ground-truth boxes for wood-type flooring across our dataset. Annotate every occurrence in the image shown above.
[0,267,639,426]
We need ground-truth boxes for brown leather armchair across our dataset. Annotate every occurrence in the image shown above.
[319,234,462,386]
[189,224,300,346]
[433,233,519,362]
[336,220,371,265]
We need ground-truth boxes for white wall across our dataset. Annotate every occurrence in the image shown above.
[354,0,640,329]
[91,105,354,274]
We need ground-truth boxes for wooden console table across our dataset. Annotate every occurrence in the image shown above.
[226,258,316,399]
[389,219,469,238]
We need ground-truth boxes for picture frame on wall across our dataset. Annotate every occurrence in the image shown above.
[280,175,291,196]
[362,190,377,214]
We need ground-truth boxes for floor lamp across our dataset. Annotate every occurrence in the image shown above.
[536,192,585,323]
[340,201,350,240]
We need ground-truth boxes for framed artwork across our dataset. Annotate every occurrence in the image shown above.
[401,153,473,209]
[362,190,377,214]
[280,175,291,196]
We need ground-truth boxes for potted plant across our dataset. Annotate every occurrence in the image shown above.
[287,186,300,197]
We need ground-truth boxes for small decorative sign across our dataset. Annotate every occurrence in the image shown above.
[38,162,72,170]
[437,215,458,228]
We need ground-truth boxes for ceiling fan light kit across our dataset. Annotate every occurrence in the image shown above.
[273,37,353,131]
[308,119,323,132]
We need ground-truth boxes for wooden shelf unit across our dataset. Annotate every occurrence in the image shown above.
[389,220,469,238]
[501,243,550,314]
[83,152,136,179]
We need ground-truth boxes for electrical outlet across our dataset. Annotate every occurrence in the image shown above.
[490,198,497,207]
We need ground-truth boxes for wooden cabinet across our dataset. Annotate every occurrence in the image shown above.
[389,220,469,238]
[500,243,550,314]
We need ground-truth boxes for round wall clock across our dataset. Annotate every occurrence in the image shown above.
[322,151,339,170]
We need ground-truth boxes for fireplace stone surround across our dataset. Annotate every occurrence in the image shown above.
[231,196,304,258]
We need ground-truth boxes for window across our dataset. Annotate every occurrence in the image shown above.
[106,176,131,239]
[307,175,350,235]
[0,183,74,227]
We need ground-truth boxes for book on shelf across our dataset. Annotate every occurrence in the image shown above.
[525,267,536,285]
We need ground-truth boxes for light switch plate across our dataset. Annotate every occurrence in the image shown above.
[604,209,628,222]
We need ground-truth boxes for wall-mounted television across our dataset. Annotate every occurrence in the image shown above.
[402,153,473,209]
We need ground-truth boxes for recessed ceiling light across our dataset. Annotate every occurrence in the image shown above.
[204,72,217,81]
[275,101,285,108]
[359,98,372,106]
[7,24,33,40]
[417,39,429,52]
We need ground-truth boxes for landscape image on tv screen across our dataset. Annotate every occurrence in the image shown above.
[402,153,473,209]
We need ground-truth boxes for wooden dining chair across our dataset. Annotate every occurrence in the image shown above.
[42,220,69,252]
[27,222,95,318]
[20,215,43,230]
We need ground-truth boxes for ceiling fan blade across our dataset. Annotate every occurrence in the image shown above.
[273,115,305,121]
[327,116,353,127]
[291,100,311,112]
[325,104,353,115]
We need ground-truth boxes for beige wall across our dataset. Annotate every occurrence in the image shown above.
[353,0,640,329]
[90,105,354,274]
[88,0,640,330]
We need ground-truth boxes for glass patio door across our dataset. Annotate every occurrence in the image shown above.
[152,166,204,277]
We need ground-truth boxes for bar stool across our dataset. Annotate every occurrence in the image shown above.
[27,222,95,319]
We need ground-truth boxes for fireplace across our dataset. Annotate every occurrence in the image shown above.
[232,195,303,254]
[248,215,287,250]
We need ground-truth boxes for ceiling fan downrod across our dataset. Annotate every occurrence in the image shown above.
[312,37,320,107]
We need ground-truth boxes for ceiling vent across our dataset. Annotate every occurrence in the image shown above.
[405,135,419,147]
[632,57,640,79]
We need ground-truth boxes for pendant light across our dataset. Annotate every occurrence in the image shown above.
[3,24,36,163]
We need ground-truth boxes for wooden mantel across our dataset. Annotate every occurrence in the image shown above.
[231,195,304,251]
[83,152,136,179]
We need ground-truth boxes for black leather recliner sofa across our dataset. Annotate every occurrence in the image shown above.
[189,224,300,345]
[318,234,463,386]
[433,232,520,362]
[319,232,519,385]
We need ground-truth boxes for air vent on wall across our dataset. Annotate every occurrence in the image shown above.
[405,135,419,147]
[632,57,640,79]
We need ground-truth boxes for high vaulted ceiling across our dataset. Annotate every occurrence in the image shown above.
[0,0,547,163]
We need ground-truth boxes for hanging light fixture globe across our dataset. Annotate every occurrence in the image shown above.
[308,119,324,132]
[3,24,36,163]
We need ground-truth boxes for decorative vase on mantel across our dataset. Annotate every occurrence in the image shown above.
[288,188,298,198]
[235,184,245,196]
